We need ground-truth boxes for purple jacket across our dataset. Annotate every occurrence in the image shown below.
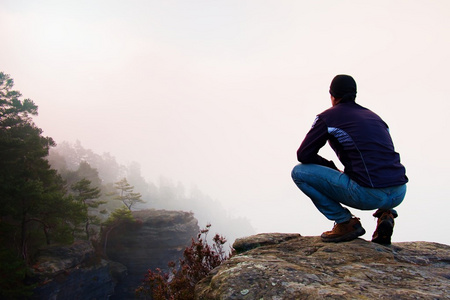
[297,101,408,188]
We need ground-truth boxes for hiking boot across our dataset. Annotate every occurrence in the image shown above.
[321,217,366,242]
[371,209,396,245]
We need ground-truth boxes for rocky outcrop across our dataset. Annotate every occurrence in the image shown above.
[31,209,199,299]
[195,233,450,299]
[32,240,123,300]
[106,209,199,299]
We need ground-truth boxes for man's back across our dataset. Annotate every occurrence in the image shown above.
[318,102,407,188]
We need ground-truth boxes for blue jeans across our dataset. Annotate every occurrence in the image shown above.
[291,164,407,223]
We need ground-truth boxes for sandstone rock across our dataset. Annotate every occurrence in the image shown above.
[32,240,120,300]
[30,209,199,299]
[107,209,199,299]
[233,233,301,254]
[196,233,450,299]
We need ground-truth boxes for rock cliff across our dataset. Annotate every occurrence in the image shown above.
[195,233,450,299]
[31,209,199,299]
[31,240,122,300]
[107,209,199,299]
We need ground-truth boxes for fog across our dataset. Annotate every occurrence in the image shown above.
[2,1,450,245]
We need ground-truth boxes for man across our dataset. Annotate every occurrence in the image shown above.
[291,74,408,244]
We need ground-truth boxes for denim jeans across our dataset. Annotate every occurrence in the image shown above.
[291,163,407,223]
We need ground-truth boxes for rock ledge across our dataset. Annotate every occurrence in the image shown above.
[196,233,450,299]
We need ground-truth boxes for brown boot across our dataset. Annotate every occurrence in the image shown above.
[371,209,396,245]
[321,217,366,242]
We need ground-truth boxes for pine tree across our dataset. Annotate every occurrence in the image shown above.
[71,178,105,240]
[113,178,144,210]
[0,72,83,263]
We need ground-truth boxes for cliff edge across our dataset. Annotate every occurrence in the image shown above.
[107,209,199,299]
[195,233,450,299]
[31,209,199,299]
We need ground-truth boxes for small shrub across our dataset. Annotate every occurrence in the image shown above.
[136,224,230,300]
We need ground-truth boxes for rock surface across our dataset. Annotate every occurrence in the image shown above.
[32,240,122,300]
[195,233,450,299]
[107,209,199,299]
[30,209,199,299]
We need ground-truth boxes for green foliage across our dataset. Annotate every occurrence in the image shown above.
[0,71,84,261]
[101,207,136,255]
[72,178,102,206]
[0,221,35,299]
[104,206,135,226]
[113,178,144,211]
[71,178,105,240]
[0,247,35,299]
[136,224,230,300]
[0,72,37,129]
[65,161,103,189]
[0,72,95,297]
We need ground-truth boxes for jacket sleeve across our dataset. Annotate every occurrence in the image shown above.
[297,116,338,170]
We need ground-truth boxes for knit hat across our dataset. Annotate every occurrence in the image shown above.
[329,75,357,102]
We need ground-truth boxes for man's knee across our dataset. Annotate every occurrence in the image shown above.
[291,164,309,183]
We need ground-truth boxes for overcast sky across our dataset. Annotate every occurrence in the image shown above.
[1,0,449,245]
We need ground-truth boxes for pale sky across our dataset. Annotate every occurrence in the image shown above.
[1,0,450,245]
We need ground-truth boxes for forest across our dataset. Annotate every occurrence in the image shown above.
[0,72,254,298]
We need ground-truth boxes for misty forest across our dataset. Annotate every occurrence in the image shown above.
[0,72,255,299]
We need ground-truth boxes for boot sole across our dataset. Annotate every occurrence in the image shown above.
[372,220,394,245]
[321,226,366,243]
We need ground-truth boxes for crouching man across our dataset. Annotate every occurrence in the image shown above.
[291,75,408,244]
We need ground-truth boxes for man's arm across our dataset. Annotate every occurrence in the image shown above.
[297,117,338,170]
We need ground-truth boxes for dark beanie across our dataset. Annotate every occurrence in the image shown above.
[329,74,357,102]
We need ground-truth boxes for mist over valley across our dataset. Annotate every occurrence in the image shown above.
[48,140,256,247]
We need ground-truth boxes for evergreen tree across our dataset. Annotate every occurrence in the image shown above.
[0,72,83,263]
[113,178,144,211]
[64,161,102,189]
[71,178,105,240]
